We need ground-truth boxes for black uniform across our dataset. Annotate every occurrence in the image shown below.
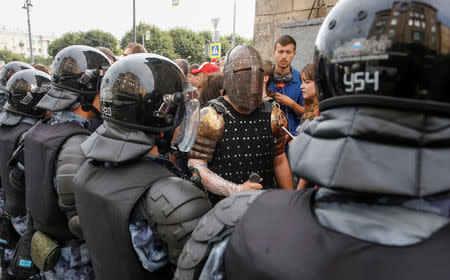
[74,122,211,280]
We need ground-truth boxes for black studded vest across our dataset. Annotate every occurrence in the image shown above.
[208,97,275,204]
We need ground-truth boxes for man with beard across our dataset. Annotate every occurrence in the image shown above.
[269,35,304,135]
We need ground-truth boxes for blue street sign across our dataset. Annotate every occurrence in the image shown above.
[209,43,221,58]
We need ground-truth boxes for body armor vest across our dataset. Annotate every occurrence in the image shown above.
[208,97,274,204]
[225,189,450,280]
[74,158,175,280]
[0,122,32,216]
[24,121,89,242]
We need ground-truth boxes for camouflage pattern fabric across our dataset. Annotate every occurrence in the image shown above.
[129,220,167,272]
[42,243,94,280]
[11,215,27,236]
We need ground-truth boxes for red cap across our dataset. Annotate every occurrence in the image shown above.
[191,62,219,74]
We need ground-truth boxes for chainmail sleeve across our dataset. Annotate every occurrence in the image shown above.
[188,159,242,197]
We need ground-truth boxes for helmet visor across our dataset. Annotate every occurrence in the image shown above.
[0,84,6,95]
[173,98,200,152]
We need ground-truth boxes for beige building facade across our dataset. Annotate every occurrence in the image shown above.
[0,27,56,58]
[253,0,338,61]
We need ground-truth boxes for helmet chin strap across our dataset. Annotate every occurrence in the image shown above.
[156,128,174,155]
[79,94,102,118]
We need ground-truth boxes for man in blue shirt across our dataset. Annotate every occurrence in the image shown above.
[269,35,304,135]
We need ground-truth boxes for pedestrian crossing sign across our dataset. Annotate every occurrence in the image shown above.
[172,0,179,7]
[145,31,151,40]
[209,43,221,58]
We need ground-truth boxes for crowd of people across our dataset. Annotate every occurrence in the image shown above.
[0,0,449,279]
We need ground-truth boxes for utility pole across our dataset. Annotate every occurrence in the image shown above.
[23,0,34,63]
[133,0,136,42]
[231,0,237,47]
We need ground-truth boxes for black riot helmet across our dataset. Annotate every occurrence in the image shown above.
[5,69,51,118]
[100,53,200,152]
[0,61,33,95]
[37,45,111,112]
[315,0,450,115]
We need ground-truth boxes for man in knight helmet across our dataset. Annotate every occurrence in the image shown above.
[188,44,293,206]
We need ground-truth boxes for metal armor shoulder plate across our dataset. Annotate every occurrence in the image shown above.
[145,176,212,264]
[188,106,224,162]
[55,134,89,238]
[174,190,264,280]
[271,105,288,155]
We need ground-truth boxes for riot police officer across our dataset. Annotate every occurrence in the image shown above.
[13,45,110,279]
[175,0,450,279]
[0,63,34,275]
[73,53,211,280]
[0,69,50,279]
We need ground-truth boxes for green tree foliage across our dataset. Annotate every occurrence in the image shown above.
[47,30,119,58]
[169,27,205,64]
[0,51,53,67]
[82,30,120,55]
[120,23,176,59]
[33,55,54,66]
[198,31,212,45]
[219,35,253,57]
[0,50,28,64]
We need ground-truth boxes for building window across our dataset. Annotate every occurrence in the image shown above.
[431,26,436,32]
[421,21,426,28]
[431,36,436,45]
[391,18,397,25]
[373,13,389,35]
[388,29,396,38]
[409,19,413,26]
[412,30,424,41]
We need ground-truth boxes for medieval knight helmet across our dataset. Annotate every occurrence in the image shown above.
[37,45,111,112]
[223,44,265,112]
[315,0,450,115]
[99,53,199,152]
[5,69,51,118]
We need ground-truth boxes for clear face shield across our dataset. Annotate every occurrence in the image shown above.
[172,82,200,152]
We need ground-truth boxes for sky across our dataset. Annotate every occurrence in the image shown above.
[1,0,256,40]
